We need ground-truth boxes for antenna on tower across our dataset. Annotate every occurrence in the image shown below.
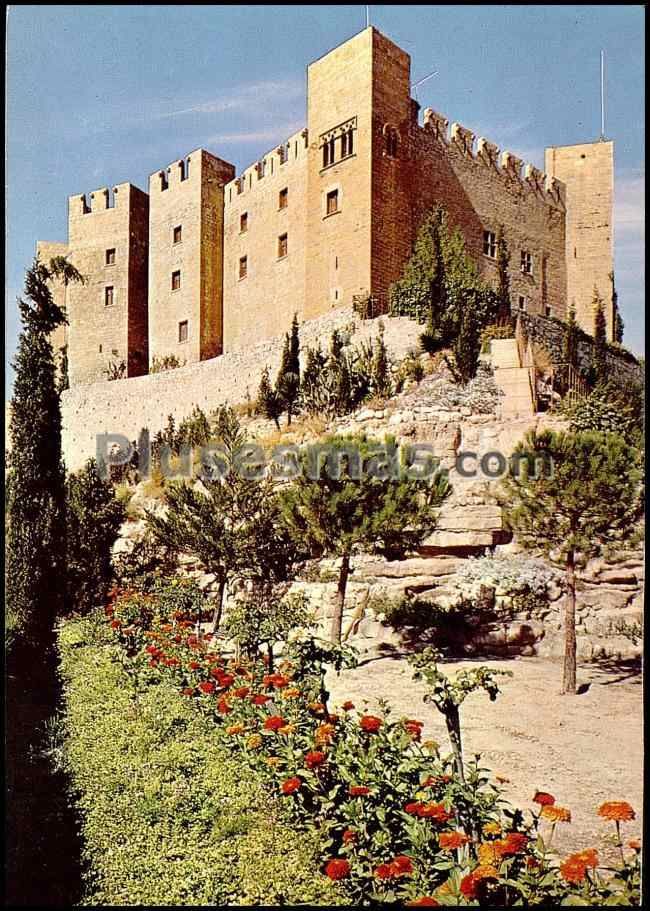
[366,5,370,28]
[411,69,439,102]
[600,49,606,140]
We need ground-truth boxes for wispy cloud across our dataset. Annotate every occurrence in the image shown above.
[157,79,303,120]
[206,122,304,146]
[615,172,645,239]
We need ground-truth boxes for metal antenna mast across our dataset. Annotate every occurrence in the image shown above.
[600,49,606,140]
[366,5,370,28]
[411,69,439,102]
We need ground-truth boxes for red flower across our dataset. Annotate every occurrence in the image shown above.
[181,687,195,696]
[264,715,287,731]
[375,856,413,880]
[324,859,350,881]
[406,899,439,907]
[189,661,201,670]
[500,832,529,855]
[342,829,357,844]
[533,791,555,807]
[341,700,355,711]
[349,785,371,797]
[439,830,470,850]
[404,719,424,740]
[281,776,302,795]
[216,696,231,715]
[233,686,250,698]
[305,750,326,769]
[375,863,394,880]
[251,694,270,706]
[198,681,215,694]
[145,644,160,655]
[418,802,452,823]
[360,715,382,733]
[392,855,414,875]
[110,620,121,629]
[263,673,290,689]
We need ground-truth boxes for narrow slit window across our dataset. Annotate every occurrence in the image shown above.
[240,212,248,233]
[173,225,182,244]
[518,295,527,311]
[160,170,169,191]
[171,270,181,291]
[326,189,339,216]
[239,256,248,279]
[104,286,114,307]
[178,320,188,343]
[106,248,116,265]
[279,188,288,209]
[278,233,288,259]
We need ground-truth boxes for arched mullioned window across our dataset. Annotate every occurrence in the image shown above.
[383,123,399,158]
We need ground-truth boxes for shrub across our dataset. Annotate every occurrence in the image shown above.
[449,553,560,615]
[58,614,344,906]
[150,353,186,373]
[480,323,514,353]
[395,352,426,391]
[560,382,644,447]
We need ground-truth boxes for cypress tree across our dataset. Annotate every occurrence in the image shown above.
[257,365,283,430]
[563,304,579,367]
[495,225,511,324]
[592,288,608,382]
[6,256,83,642]
[276,317,300,425]
[610,271,624,344]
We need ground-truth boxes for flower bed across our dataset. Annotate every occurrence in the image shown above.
[59,586,641,906]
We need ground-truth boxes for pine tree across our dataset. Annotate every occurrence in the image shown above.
[6,256,84,642]
[563,304,579,367]
[495,226,512,324]
[146,407,299,632]
[281,434,450,643]
[500,428,642,694]
[592,288,608,383]
[300,344,328,414]
[65,458,126,613]
[257,365,283,429]
[275,319,300,425]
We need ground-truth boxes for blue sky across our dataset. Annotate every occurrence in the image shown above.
[6,5,645,396]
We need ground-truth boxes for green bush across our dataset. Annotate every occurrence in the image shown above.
[58,615,344,906]
[480,323,515,354]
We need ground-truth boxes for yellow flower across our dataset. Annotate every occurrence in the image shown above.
[478,843,501,866]
[265,756,280,767]
[278,724,296,736]
[226,724,245,735]
[541,805,572,823]
[483,821,502,836]
[421,740,440,753]
[246,734,263,750]
[282,688,301,699]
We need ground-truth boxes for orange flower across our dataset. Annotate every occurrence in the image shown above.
[308,701,326,713]
[278,724,296,736]
[500,832,529,855]
[226,724,245,735]
[629,840,641,851]
[315,722,336,745]
[246,734,263,749]
[598,801,635,822]
[282,687,301,699]
[265,756,280,767]
[406,899,439,907]
[281,776,301,795]
[439,831,470,850]
[482,821,502,837]
[541,804,571,823]
[533,791,555,807]
[560,849,598,884]
[360,715,382,733]
[459,866,498,899]
[478,842,501,866]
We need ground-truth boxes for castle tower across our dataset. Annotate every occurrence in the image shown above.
[65,183,149,386]
[545,140,615,338]
[147,149,235,367]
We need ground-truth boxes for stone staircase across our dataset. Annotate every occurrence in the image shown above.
[489,338,535,418]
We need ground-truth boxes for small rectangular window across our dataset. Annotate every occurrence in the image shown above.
[483,230,496,258]
[178,320,188,343]
[105,248,116,265]
[171,270,181,291]
[518,295,527,311]
[104,286,114,307]
[173,225,182,244]
[279,188,288,209]
[545,305,552,317]
[520,250,533,274]
[278,233,288,259]
[240,212,248,233]
[326,189,339,216]
[239,256,248,279]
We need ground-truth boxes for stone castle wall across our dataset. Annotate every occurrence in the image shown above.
[60,310,421,471]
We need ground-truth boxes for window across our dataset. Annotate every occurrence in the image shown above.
[104,286,114,307]
[341,128,354,158]
[518,295,527,312]
[173,225,182,244]
[279,188,288,209]
[545,305,552,317]
[171,270,181,291]
[326,189,339,216]
[483,230,496,258]
[239,255,248,279]
[105,248,116,265]
[322,136,335,168]
[178,320,188,343]
[240,212,248,233]
[278,233,288,259]
[521,250,533,274]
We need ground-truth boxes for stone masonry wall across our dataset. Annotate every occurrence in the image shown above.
[60,310,421,471]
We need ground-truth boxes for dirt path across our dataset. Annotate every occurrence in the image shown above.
[327,653,642,859]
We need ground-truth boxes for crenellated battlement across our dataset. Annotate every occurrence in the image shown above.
[419,107,566,209]
[224,128,309,206]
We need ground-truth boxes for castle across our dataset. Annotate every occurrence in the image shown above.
[39,26,615,391]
